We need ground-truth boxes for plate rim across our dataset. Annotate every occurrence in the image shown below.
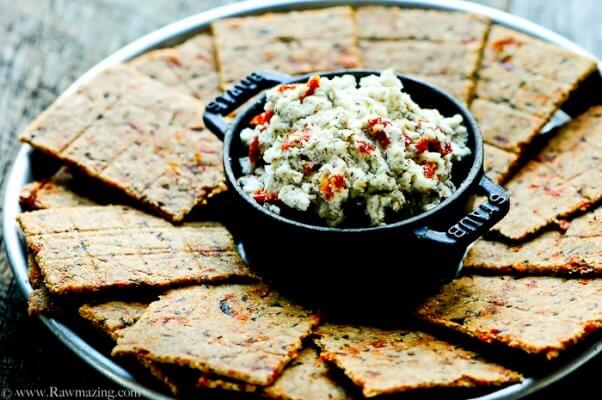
[2,1,600,399]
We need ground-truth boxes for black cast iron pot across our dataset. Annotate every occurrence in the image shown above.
[204,70,509,319]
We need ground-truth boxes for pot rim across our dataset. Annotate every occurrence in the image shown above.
[222,69,484,233]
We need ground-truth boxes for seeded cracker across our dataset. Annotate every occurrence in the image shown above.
[493,107,602,240]
[538,106,602,199]
[27,253,61,317]
[262,347,351,400]
[465,206,602,275]
[26,258,60,316]
[470,25,597,181]
[112,284,319,386]
[212,7,360,87]
[81,302,254,396]
[471,99,545,153]
[356,6,489,108]
[356,7,489,43]
[474,62,570,118]
[212,6,356,44]
[483,144,518,184]
[417,275,602,359]
[81,301,346,399]
[28,287,59,317]
[19,65,226,222]
[27,257,69,317]
[19,168,97,210]
[194,347,352,400]
[27,255,43,289]
[494,162,584,240]
[315,324,520,397]
[81,301,244,396]
[79,301,149,340]
[217,38,361,88]
[411,75,474,105]
[130,33,220,103]
[17,206,255,295]
[79,300,190,396]
[360,40,481,78]
[81,301,250,396]
[483,26,597,85]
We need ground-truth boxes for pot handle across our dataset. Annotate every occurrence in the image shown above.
[414,175,510,246]
[203,71,292,140]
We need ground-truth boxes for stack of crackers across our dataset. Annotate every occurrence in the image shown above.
[14,6,602,399]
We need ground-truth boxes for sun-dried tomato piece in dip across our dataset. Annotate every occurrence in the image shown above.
[238,70,470,226]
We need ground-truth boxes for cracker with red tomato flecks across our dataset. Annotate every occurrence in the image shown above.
[492,107,602,240]
[474,62,571,118]
[26,256,59,316]
[465,205,602,275]
[564,206,602,237]
[356,7,489,43]
[20,65,226,222]
[112,284,319,386]
[79,300,150,340]
[19,167,100,210]
[83,301,343,400]
[492,161,585,240]
[538,106,602,195]
[195,346,352,400]
[482,26,597,85]
[470,25,597,182]
[130,33,220,103]
[81,300,253,396]
[215,37,361,89]
[81,298,258,397]
[82,296,345,399]
[79,299,196,396]
[465,234,602,276]
[262,347,352,400]
[212,6,356,45]
[17,206,255,295]
[483,144,519,183]
[27,287,61,317]
[471,99,546,153]
[27,254,44,289]
[212,7,360,88]
[416,275,602,359]
[314,323,521,397]
[410,75,474,105]
[359,40,481,79]
[356,6,489,107]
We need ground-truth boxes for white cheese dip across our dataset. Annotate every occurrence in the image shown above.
[238,70,470,226]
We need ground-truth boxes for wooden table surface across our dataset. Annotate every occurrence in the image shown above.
[0,0,600,398]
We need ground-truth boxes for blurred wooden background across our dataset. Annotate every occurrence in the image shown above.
[0,0,600,397]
